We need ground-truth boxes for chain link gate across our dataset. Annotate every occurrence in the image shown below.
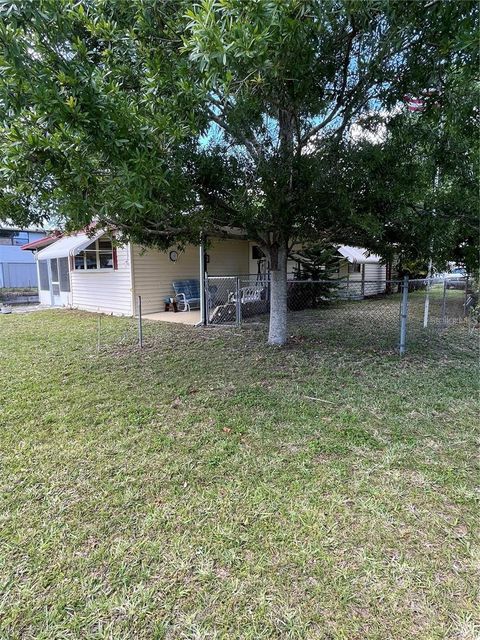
[204,274,271,326]
[204,275,241,326]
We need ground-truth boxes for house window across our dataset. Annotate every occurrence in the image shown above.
[74,238,114,270]
[0,230,13,245]
[348,263,361,274]
[13,231,29,246]
[252,245,265,260]
[0,230,30,245]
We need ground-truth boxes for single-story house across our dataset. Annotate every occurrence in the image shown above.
[29,230,387,323]
[0,225,48,288]
[335,245,387,297]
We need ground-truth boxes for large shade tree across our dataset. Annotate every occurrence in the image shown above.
[0,0,477,344]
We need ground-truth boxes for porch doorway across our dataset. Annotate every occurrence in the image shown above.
[49,258,61,306]
[39,257,71,307]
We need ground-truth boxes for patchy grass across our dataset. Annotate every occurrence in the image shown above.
[0,309,478,639]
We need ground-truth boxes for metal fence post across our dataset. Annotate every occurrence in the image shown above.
[203,273,209,326]
[464,276,469,318]
[235,276,242,327]
[137,295,143,348]
[441,278,447,328]
[423,272,432,329]
[97,315,101,352]
[199,237,207,326]
[399,275,409,356]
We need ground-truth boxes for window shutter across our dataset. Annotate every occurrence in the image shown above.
[112,247,118,270]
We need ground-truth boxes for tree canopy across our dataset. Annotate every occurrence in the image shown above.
[0,0,477,342]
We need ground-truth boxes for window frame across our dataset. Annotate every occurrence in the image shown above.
[251,245,265,260]
[73,238,115,272]
[0,229,32,245]
[348,263,362,274]
[12,231,30,246]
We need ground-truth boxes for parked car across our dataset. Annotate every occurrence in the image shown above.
[444,267,467,290]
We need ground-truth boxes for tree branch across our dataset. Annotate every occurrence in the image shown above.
[208,109,261,161]
[300,17,357,146]
[207,224,249,240]
[197,186,240,217]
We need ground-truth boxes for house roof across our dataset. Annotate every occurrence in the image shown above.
[36,231,105,260]
[337,245,382,264]
[21,232,63,251]
[0,221,49,233]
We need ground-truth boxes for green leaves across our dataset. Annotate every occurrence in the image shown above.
[0,1,199,239]
[0,0,476,270]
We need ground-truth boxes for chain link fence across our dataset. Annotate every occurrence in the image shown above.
[87,275,476,356]
[406,277,473,329]
[205,274,477,354]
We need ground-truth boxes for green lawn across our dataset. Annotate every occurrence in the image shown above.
[0,309,478,639]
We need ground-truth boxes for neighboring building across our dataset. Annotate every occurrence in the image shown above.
[31,230,387,322]
[336,245,387,296]
[250,242,387,296]
[21,231,63,253]
[0,225,47,288]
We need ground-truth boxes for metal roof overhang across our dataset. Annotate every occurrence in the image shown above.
[36,231,105,260]
[337,245,381,264]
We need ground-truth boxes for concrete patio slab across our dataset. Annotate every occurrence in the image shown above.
[142,310,201,325]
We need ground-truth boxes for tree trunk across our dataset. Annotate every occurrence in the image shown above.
[267,105,293,346]
[268,242,288,345]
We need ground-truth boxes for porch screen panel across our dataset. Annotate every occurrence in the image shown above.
[58,257,70,292]
[38,260,49,290]
[50,258,59,281]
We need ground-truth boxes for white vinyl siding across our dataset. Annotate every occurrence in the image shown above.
[206,239,249,275]
[339,262,386,294]
[364,263,387,294]
[70,244,133,315]
[133,239,249,315]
